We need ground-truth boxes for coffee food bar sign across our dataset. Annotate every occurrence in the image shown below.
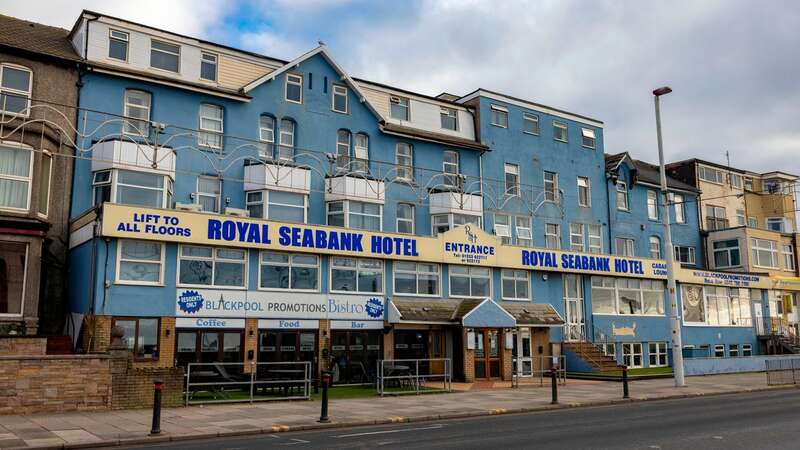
[102,204,667,278]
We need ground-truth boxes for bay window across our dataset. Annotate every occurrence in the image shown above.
[179,245,246,288]
[431,213,480,235]
[115,169,172,208]
[449,265,490,298]
[751,238,778,268]
[327,200,381,231]
[331,257,383,293]
[117,240,164,285]
[681,284,752,326]
[247,190,307,222]
[259,251,319,291]
[502,269,529,301]
[712,239,740,268]
[394,262,440,296]
[0,242,27,315]
[0,143,33,210]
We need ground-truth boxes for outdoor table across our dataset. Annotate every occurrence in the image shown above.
[261,369,306,396]
[383,365,411,388]
[187,370,226,399]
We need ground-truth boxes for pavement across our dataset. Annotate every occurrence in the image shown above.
[0,372,790,449]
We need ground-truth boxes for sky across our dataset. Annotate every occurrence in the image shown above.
[2,0,799,173]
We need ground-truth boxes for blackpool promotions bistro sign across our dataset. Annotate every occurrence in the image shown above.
[100,203,667,279]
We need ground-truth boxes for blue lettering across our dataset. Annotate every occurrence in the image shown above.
[278,226,291,246]
[208,219,221,239]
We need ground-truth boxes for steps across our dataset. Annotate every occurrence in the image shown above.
[563,341,619,373]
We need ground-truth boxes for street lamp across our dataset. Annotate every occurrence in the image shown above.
[653,86,685,387]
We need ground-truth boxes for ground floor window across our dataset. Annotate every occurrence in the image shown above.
[112,317,159,360]
[0,241,26,315]
[259,330,317,377]
[622,343,643,368]
[648,342,667,367]
[602,343,616,359]
[714,344,725,358]
[742,344,752,356]
[176,329,244,370]
[330,330,382,384]
[729,344,739,357]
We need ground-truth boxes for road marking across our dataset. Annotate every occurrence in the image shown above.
[335,424,445,438]
[271,425,290,432]
[713,436,723,440]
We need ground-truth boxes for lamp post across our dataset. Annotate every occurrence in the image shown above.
[653,86,685,387]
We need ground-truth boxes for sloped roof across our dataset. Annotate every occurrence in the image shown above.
[605,153,699,193]
[0,14,79,62]
[390,298,461,322]
[501,303,564,326]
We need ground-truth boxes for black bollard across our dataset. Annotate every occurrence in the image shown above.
[550,367,558,404]
[622,365,629,399]
[319,370,331,423]
[150,378,163,435]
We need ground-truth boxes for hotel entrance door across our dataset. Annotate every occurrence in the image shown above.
[474,329,501,380]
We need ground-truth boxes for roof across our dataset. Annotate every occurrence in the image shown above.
[390,298,561,327]
[457,88,604,128]
[354,77,467,108]
[390,298,461,322]
[381,123,488,151]
[0,14,79,63]
[452,299,484,320]
[605,153,699,193]
[665,158,747,174]
[501,303,564,326]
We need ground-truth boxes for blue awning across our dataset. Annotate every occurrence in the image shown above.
[460,298,516,328]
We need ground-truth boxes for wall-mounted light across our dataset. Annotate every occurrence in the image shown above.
[542,273,549,281]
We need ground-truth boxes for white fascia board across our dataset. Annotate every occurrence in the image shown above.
[458,90,604,128]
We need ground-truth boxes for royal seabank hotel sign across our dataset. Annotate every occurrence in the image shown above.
[101,203,667,278]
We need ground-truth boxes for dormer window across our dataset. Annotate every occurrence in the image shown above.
[440,107,457,131]
[390,96,409,120]
[200,52,217,82]
[108,29,129,62]
[150,40,180,73]
[285,74,303,104]
[332,85,348,113]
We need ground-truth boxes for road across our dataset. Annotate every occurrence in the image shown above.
[114,389,800,450]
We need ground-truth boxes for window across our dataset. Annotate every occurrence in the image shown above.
[714,345,725,358]
[545,223,561,249]
[588,224,602,254]
[327,200,381,231]
[730,174,743,189]
[112,318,159,360]
[742,344,752,356]
[577,177,590,207]
[198,104,223,148]
[744,177,754,191]
[647,190,658,220]
[396,203,415,234]
[675,246,696,265]
[0,64,32,116]
[515,216,532,247]
[766,217,785,232]
[431,213,480,235]
[200,52,217,81]
[502,269,529,300]
[672,194,685,223]
[395,143,413,180]
[92,170,111,206]
[449,265,490,298]
[196,177,221,213]
[602,344,616,359]
[649,236,662,259]
[123,89,151,136]
[736,209,746,226]
[332,85,348,113]
[179,246,246,287]
[504,163,519,196]
[440,107,458,130]
[117,240,164,285]
[116,170,171,208]
[623,343,643,368]
[108,29,129,61]
[285,73,303,103]
[353,133,369,173]
[390,96,409,120]
[150,40,180,72]
[490,105,508,128]
[764,180,783,194]
[569,223,585,252]
[581,128,596,149]
[649,342,667,367]
[37,152,51,216]
[494,214,511,244]
[682,285,753,326]
[615,238,635,257]
[616,181,629,211]
[278,119,295,161]
[331,257,383,293]
[443,150,460,187]
[336,129,351,171]
[698,166,724,184]
[394,262,439,296]
[713,239,740,268]
[544,171,558,202]
[246,190,307,222]
[751,238,778,268]
[783,244,796,271]
[259,251,319,291]
[258,115,275,158]
[0,144,33,210]
[748,216,757,228]
[705,205,727,230]
[523,113,539,135]
[553,121,568,142]
[0,242,26,315]
[729,344,739,357]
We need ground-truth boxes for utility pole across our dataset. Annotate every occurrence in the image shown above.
[653,86,685,387]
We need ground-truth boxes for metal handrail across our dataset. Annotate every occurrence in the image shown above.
[566,326,607,372]
[185,361,311,405]
[377,358,452,396]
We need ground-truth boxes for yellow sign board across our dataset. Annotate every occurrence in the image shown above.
[673,268,800,292]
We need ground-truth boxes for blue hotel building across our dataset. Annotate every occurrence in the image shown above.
[62,10,790,382]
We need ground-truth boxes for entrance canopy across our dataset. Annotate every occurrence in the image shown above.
[457,299,516,328]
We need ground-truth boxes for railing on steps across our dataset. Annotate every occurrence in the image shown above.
[566,327,610,372]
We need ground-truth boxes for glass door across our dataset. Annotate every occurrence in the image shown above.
[516,328,533,377]
[488,330,500,378]
[474,330,486,379]
[564,275,585,341]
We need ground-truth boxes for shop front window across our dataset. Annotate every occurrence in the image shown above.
[112,317,159,360]
[0,242,26,315]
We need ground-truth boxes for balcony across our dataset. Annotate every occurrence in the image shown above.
[326,175,385,203]
[244,161,311,194]
[429,191,483,216]
[91,139,176,177]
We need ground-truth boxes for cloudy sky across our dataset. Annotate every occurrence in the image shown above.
[3,0,799,172]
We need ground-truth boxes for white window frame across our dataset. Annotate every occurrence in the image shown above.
[442,150,460,187]
[0,143,34,212]
[742,344,752,356]
[681,285,753,327]
[766,217,785,232]
[675,245,696,265]
[440,107,458,131]
[730,173,743,189]
[523,112,539,135]
[431,213,481,235]
[330,257,384,294]
[393,261,440,297]
[748,216,758,228]
[569,223,585,252]
[616,181,629,211]
[449,265,491,299]
[544,171,558,202]
[615,237,635,257]
[588,224,602,254]
[623,343,643,368]
[504,163,520,197]
[577,176,591,207]
[545,223,560,249]
[149,39,180,73]
[714,345,725,358]
[258,115,275,159]
[751,238,778,268]
[332,84,348,113]
[581,128,596,149]
[177,245,247,289]
[195,176,221,213]
[326,200,382,231]
[490,105,508,128]
[108,29,129,62]
[200,52,218,82]
[502,269,530,301]
[396,202,415,234]
[335,129,351,171]
[729,344,739,357]
[37,150,52,217]
[672,194,686,223]
[115,240,165,286]
[123,89,151,137]
[647,190,658,220]
[113,169,172,209]
[698,166,724,184]
[353,133,369,173]
[389,96,409,121]
[0,63,33,117]
[395,143,413,181]
[649,236,662,259]
[705,205,728,230]
[553,121,568,142]
[515,216,532,247]
[245,190,308,223]
[736,209,746,226]
[494,214,511,244]
[278,119,295,161]
[712,239,741,269]
[198,104,223,149]
[648,342,667,367]
[783,244,796,271]
[591,277,665,316]
[285,73,303,104]
[258,251,320,292]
